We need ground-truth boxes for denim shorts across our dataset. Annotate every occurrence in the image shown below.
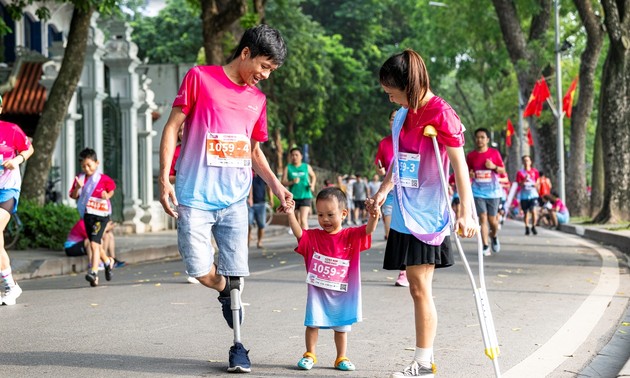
[249,202,267,229]
[177,200,249,278]
[474,197,500,216]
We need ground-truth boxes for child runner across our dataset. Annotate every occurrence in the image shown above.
[516,155,540,235]
[69,148,116,287]
[288,187,379,372]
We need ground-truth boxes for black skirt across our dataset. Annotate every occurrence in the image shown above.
[383,229,454,270]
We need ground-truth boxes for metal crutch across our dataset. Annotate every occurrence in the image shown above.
[423,125,502,377]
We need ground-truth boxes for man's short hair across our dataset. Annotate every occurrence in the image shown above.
[231,24,287,66]
[79,148,98,162]
[474,127,490,139]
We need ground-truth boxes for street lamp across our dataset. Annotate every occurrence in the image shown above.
[554,0,566,203]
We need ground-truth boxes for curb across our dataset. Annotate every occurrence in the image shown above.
[11,225,289,282]
[560,224,630,256]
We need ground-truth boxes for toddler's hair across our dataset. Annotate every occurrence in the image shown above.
[316,187,347,210]
[79,148,98,162]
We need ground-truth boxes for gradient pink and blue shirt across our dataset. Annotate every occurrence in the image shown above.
[466,148,505,199]
[295,225,371,328]
[173,65,268,210]
[0,121,31,190]
[390,97,465,238]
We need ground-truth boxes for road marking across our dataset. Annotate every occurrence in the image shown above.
[504,238,620,377]
[250,264,302,276]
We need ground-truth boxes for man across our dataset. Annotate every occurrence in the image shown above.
[466,128,505,256]
[158,25,292,373]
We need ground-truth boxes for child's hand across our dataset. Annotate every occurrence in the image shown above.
[74,176,84,188]
[277,199,295,214]
[368,204,381,218]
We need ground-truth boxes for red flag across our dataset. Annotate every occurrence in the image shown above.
[527,128,534,146]
[506,119,515,147]
[523,76,551,118]
[563,77,578,118]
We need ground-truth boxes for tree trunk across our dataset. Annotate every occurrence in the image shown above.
[593,0,630,223]
[21,6,95,205]
[568,0,604,217]
[491,0,552,179]
[273,127,284,176]
[593,30,630,221]
[590,119,604,217]
[200,0,247,65]
[533,119,558,186]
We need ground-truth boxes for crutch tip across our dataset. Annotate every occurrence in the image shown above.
[484,347,500,360]
[423,125,438,137]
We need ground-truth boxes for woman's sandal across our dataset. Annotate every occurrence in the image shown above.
[297,352,317,370]
[334,356,356,371]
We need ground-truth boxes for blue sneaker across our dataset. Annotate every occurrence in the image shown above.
[227,342,251,373]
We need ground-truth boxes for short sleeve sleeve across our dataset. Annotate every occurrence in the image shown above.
[173,67,200,115]
[11,124,30,152]
[294,228,311,257]
[251,100,268,142]
[435,109,465,148]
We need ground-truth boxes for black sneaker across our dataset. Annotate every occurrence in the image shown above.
[105,261,114,281]
[532,226,538,235]
[525,227,530,236]
[85,272,98,287]
[227,342,251,373]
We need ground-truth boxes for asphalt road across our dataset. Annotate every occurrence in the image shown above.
[1,220,628,378]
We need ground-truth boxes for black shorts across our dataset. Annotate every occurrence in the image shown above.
[294,198,312,209]
[84,213,110,244]
[65,242,86,257]
[383,230,454,270]
[353,200,366,210]
[520,198,538,213]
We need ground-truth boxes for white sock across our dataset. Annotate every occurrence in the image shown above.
[2,268,16,287]
[414,347,433,368]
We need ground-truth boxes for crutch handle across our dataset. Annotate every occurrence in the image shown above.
[423,125,438,137]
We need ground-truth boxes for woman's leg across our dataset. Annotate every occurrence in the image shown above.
[298,206,311,230]
[406,264,437,348]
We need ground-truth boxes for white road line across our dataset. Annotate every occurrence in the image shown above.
[504,238,620,377]
[250,264,302,276]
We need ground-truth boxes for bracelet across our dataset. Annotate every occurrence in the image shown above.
[18,154,26,164]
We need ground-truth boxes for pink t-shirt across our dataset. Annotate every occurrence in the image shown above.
[466,148,504,199]
[295,225,371,327]
[173,65,268,210]
[69,173,117,218]
[66,220,88,244]
[0,121,31,190]
[553,198,569,215]
[516,168,540,200]
[375,135,394,171]
[390,97,465,243]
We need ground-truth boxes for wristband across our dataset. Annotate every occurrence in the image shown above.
[18,154,26,164]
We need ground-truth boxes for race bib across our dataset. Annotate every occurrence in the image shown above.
[398,152,420,188]
[524,178,535,190]
[306,252,350,292]
[206,133,251,168]
[475,170,492,183]
[86,197,109,217]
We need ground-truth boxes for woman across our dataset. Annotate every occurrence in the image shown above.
[0,95,34,305]
[282,147,316,230]
[367,49,476,378]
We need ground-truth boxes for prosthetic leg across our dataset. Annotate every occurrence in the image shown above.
[423,126,502,377]
[226,276,251,373]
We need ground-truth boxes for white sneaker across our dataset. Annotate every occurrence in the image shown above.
[3,283,23,306]
[391,361,435,377]
[483,246,491,256]
[187,276,200,284]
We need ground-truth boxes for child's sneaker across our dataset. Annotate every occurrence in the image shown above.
[227,342,251,373]
[390,361,435,377]
[297,352,317,370]
[334,357,356,371]
[2,283,22,305]
[86,271,98,287]
[105,259,114,281]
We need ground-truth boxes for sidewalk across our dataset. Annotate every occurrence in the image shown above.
[9,224,288,282]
